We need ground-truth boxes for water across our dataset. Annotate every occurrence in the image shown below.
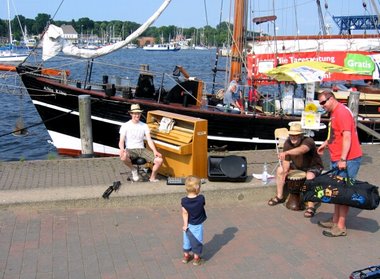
[0,48,229,161]
[0,82,57,161]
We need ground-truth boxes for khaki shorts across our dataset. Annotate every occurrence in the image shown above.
[127,148,155,163]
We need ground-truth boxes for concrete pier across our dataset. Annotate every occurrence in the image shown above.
[0,146,379,278]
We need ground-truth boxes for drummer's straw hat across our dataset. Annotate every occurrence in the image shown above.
[288,123,304,135]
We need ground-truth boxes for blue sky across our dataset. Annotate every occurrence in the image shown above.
[3,0,379,35]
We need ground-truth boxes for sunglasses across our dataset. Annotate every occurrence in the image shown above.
[319,96,331,106]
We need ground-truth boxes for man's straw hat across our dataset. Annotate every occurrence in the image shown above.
[129,104,143,113]
[288,123,304,135]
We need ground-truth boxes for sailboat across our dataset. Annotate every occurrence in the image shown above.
[15,0,380,157]
[0,0,28,64]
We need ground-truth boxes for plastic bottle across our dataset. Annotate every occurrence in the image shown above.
[262,162,268,184]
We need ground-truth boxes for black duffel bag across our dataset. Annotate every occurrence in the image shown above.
[302,171,379,210]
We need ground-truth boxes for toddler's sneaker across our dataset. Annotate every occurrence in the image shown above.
[182,254,193,264]
[193,257,202,266]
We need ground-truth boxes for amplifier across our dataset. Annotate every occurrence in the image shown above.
[208,155,247,182]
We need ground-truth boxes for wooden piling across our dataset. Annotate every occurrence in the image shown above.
[78,95,94,157]
[348,90,360,125]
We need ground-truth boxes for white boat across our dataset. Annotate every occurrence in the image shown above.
[143,43,180,51]
[194,45,209,50]
[23,26,38,48]
[0,49,28,63]
[0,0,28,64]
[218,45,231,57]
[24,38,37,48]
[123,43,138,49]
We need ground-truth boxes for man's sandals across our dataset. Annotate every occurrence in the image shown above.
[268,196,286,206]
[304,207,316,218]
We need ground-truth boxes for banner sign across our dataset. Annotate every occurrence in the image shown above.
[251,51,376,82]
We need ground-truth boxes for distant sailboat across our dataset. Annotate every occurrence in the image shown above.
[0,0,28,64]
[23,25,37,48]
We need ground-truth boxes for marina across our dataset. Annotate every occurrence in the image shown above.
[0,1,380,278]
[5,0,379,160]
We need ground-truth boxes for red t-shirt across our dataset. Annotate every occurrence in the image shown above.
[327,103,362,161]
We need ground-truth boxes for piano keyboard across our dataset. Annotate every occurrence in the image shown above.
[166,177,186,185]
[153,139,180,150]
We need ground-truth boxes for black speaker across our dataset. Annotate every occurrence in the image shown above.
[208,155,247,182]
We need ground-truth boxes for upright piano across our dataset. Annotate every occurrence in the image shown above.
[146,110,208,178]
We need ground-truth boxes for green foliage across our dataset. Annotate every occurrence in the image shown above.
[0,15,242,47]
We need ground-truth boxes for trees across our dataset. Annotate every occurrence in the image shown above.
[33,13,51,34]
[0,14,239,47]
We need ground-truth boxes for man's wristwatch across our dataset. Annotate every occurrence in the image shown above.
[340,158,347,162]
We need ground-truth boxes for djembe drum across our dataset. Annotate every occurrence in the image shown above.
[285,170,306,211]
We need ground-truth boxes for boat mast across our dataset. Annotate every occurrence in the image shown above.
[369,0,380,21]
[7,0,13,48]
[229,0,247,81]
[316,0,327,35]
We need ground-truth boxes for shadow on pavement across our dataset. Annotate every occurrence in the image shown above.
[203,226,238,260]
[311,208,379,233]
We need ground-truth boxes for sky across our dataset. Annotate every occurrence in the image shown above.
[2,0,379,36]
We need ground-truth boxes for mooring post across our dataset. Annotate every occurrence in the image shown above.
[348,90,360,126]
[78,95,94,157]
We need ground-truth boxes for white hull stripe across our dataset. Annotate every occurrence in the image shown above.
[48,130,119,155]
[33,100,124,126]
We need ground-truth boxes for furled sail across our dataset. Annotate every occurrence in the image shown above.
[42,0,172,61]
[252,38,380,55]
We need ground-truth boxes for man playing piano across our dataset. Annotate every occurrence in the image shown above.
[119,104,163,182]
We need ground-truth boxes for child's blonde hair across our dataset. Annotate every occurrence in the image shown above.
[185,176,201,194]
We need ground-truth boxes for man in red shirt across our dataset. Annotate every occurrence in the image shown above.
[317,91,362,237]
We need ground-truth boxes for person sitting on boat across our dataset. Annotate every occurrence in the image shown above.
[364,79,374,87]
[223,73,243,113]
[118,104,163,182]
[268,123,324,218]
[283,81,295,98]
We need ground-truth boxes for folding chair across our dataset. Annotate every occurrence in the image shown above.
[272,128,289,175]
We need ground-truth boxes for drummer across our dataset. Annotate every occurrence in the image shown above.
[268,123,324,218]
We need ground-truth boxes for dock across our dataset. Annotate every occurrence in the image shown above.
[0,146,379,278]
[0,149,284,208]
